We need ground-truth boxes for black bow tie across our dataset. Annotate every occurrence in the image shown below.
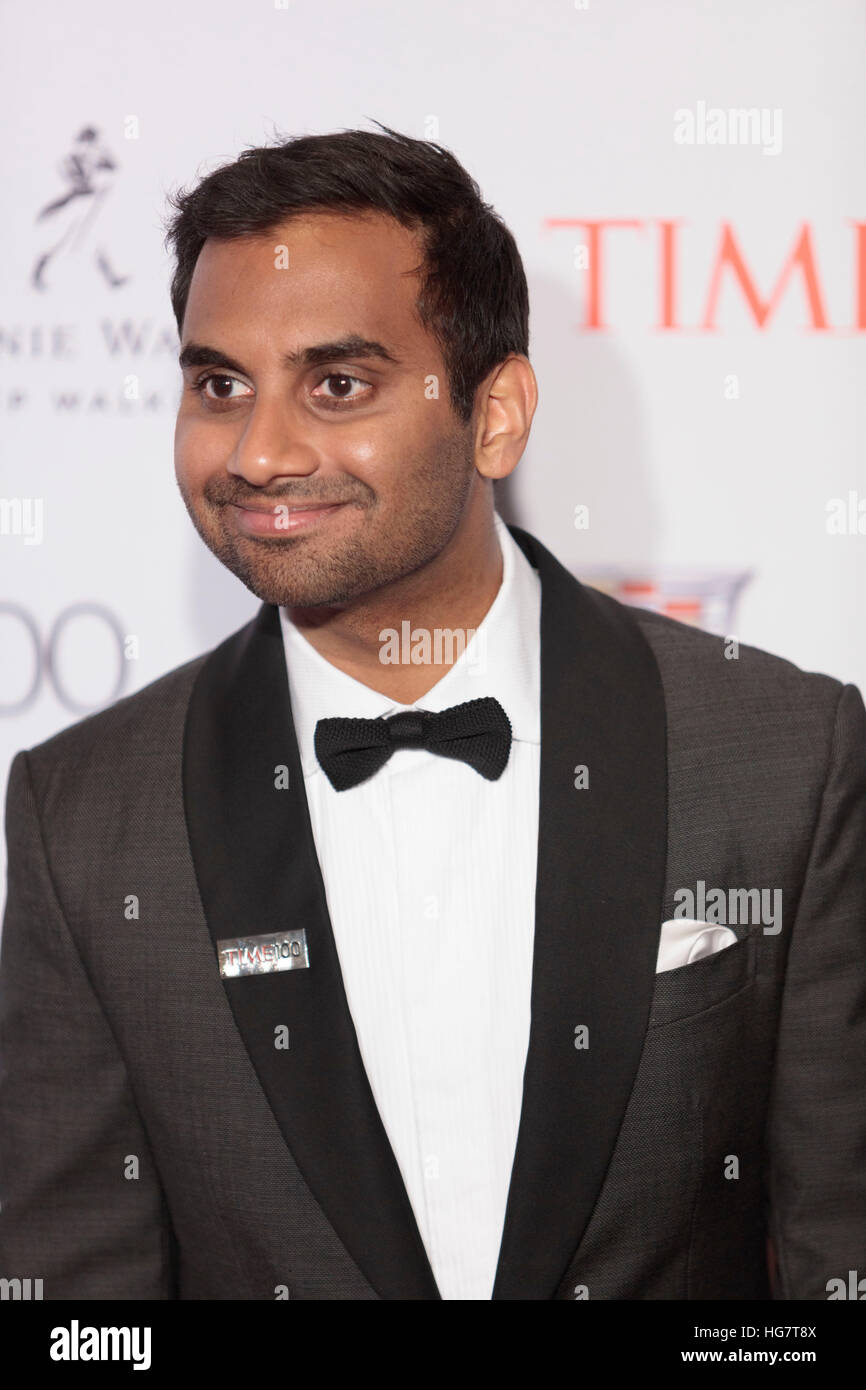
[314,696,512,791]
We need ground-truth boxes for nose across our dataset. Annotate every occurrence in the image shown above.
[227,391,319,487]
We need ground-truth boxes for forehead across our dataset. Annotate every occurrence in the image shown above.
[182,211,428,349]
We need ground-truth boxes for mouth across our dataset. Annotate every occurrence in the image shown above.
[227,501,348,537]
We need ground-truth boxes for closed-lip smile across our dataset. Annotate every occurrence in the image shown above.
[227,500,348,535]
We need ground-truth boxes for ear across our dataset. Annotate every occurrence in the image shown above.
[473,354,538,481]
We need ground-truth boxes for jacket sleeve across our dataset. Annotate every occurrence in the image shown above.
[765,680,866,1298]
[0,749,175,1298]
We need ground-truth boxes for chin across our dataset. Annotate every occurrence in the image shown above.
[211,526,390,609]
[232,567,351,610]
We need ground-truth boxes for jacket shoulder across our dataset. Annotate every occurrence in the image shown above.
[620,600,850,748]
[21,650,209,774]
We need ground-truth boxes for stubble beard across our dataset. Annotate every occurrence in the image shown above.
[176,427,477,610]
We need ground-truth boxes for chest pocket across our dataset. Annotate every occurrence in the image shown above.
[646,930,756,1028]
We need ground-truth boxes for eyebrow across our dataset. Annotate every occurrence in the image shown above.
[178,335,402,375]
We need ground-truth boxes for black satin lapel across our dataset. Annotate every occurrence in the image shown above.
[182,603,440,1300]
[492,526,668,1300]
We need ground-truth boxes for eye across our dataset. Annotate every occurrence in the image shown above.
[191,372,252,404]
[310,372,372,408]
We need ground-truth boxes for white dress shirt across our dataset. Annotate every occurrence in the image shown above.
[278,511,541,1299]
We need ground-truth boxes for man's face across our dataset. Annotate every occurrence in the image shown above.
[174,210,478,609]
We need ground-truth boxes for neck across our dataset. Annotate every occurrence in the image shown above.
[285,508,503,704]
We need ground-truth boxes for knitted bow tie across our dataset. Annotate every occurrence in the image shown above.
[313,696,512,791]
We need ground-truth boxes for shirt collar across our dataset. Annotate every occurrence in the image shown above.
[279,511,541,779]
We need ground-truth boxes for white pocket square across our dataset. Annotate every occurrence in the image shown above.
[655,918,739,973]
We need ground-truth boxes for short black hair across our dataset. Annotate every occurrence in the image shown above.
[163,122,529,424]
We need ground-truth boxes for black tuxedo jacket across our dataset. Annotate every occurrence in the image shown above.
[1,524,865,1299]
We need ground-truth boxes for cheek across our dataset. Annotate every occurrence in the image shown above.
[174,413,227,485]
[337,433,377,469]
[321,424,398,486]
[338,399,443,475]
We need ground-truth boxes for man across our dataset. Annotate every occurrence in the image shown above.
[1,125,864,1301]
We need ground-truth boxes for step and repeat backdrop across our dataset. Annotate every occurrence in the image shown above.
[2,0,865,904]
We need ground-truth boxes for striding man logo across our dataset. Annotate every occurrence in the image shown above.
[31,126,130,292]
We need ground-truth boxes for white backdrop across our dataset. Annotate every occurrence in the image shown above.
[2,0,865,906]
